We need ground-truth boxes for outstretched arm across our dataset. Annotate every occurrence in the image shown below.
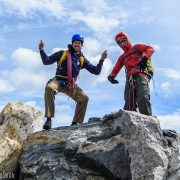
[83,50,107,75]
[39,40,62,65]
[107,55,124,84]
[109,55,124,77]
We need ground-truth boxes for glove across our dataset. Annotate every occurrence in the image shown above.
[67,44,74,54]
[108,75,119,84]
[138,57,148,71]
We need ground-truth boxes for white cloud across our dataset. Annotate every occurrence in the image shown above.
[0,69,48,95]
[81,0,110,12]
[9,48,56,93]
[160,82,173,98]
[11,48,42,70]
[9,67,47,91]
[107,45,122,54]
[1,0,180,34]
[0,0,65,19]
[51,47,65,54]
[94,58,113,84]
[79,54,113,86]
[51,104,73,127]
[83,37,101,55]
[70,12,120,34]
[52,114,72,127]
[157,111,180,132]
[0,79,15,93]
[24,101,43,112]
[161,82,170,90]
[157,68,180,80]
[24,100,37,107]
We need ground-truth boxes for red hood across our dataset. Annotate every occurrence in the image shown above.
[115,32,132,52]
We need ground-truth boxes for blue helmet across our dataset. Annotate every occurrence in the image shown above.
[72,34,84,44]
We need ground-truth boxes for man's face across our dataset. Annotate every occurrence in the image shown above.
[72,41,83,52]
[117,38,127,49]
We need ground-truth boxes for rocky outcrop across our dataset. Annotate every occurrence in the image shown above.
[18,109,180,180]
[0,102,179,180]
[0,102,43,179]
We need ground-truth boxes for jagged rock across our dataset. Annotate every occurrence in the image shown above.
[162,129,178,147]
[162,129,177,138]
[168,148,180,180]
[19,110,180,180]
[0,102,44,179]
[88,117,102,123]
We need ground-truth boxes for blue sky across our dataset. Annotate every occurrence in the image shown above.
[0,0,180,131]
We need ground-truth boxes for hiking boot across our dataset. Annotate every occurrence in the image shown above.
[43,119,51,130]
[71,122,77,126]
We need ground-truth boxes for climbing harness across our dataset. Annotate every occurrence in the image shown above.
[122,46,157,96]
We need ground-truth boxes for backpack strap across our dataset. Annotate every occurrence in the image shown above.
[121,47,136,74]
[122,46,143,76]
[132,46,142,60]
[80,56,84,68]
[122,51,135,64]
[122,54,124,64]
[56,50,67,70]
[122,46,142,64]
[56,50,84,70]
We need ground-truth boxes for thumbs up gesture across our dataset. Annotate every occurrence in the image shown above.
[100,50,107,60]
[39,40,44,50]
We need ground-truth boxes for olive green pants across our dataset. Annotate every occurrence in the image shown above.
[124,74,152,116]
[44,79,89,123]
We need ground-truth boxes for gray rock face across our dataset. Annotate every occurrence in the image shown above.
[0,102,44,179]
[19,110,180,180]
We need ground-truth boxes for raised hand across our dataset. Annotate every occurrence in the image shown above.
[100,50,107,60]
[39,40,44,50]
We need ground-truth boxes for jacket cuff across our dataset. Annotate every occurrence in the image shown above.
[99,59,104,64]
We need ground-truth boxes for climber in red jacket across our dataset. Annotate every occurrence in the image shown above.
[108,32,154,116]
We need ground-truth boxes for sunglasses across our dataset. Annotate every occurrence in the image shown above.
[117,38,127,45]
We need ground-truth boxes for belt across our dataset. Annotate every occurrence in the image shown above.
[138,73,149,82]
[56,74,68,79]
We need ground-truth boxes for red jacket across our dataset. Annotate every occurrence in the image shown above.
[110,32,155,77]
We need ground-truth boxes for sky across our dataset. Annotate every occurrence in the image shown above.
[0,0,180,131]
